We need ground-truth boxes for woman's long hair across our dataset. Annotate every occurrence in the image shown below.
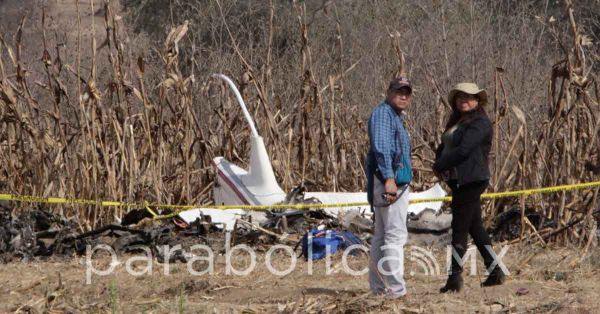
[444,101,489,132]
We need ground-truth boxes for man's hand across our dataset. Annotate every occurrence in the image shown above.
[384,178,398,203]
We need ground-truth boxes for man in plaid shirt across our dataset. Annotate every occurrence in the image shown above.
[365,77,413,299]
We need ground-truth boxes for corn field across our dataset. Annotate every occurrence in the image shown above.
[0,0,598,246]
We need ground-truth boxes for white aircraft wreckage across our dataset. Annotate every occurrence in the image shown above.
[179,74,451,243]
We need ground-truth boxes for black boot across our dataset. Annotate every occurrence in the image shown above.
[482,267,506,287]
[442,242,466,293]
[440,273,463,293]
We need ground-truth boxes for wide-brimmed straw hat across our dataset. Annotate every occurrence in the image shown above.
[448,82,488,107]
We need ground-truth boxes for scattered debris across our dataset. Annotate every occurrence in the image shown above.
[120,208,154,226]
[178,208,248,231]
[1,206,79,262]
[299,227,363,261]
[0,206,227,263]
[0,184,474,264]
[341,210,373,235]
[407,208,452,246]
[516,287,530,296]
[0,198,460,264]
[491,207,555,242]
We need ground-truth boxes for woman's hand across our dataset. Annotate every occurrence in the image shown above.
[434,170,449,181]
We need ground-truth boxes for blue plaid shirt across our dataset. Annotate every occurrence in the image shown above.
[366,101,412,180]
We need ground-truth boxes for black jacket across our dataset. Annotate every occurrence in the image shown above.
[433,115,492,185]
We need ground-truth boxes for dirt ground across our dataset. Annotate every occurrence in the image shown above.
[1,243,599,313]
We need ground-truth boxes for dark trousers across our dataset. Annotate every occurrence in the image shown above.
[448,180,495,275]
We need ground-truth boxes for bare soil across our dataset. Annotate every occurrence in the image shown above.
[1,244,599,313]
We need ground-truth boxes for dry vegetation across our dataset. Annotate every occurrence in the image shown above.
[0,0,599,247]
[1,1,600,313]
[1,245,600,313]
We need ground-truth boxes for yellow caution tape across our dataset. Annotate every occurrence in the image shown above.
[144,205,159,217]
[1,180,599,219]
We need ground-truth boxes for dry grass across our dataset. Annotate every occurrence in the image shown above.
[1,244,600,313]
[0,0,598,247]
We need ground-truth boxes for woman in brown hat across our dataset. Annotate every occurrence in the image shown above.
[433,83,505,293]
